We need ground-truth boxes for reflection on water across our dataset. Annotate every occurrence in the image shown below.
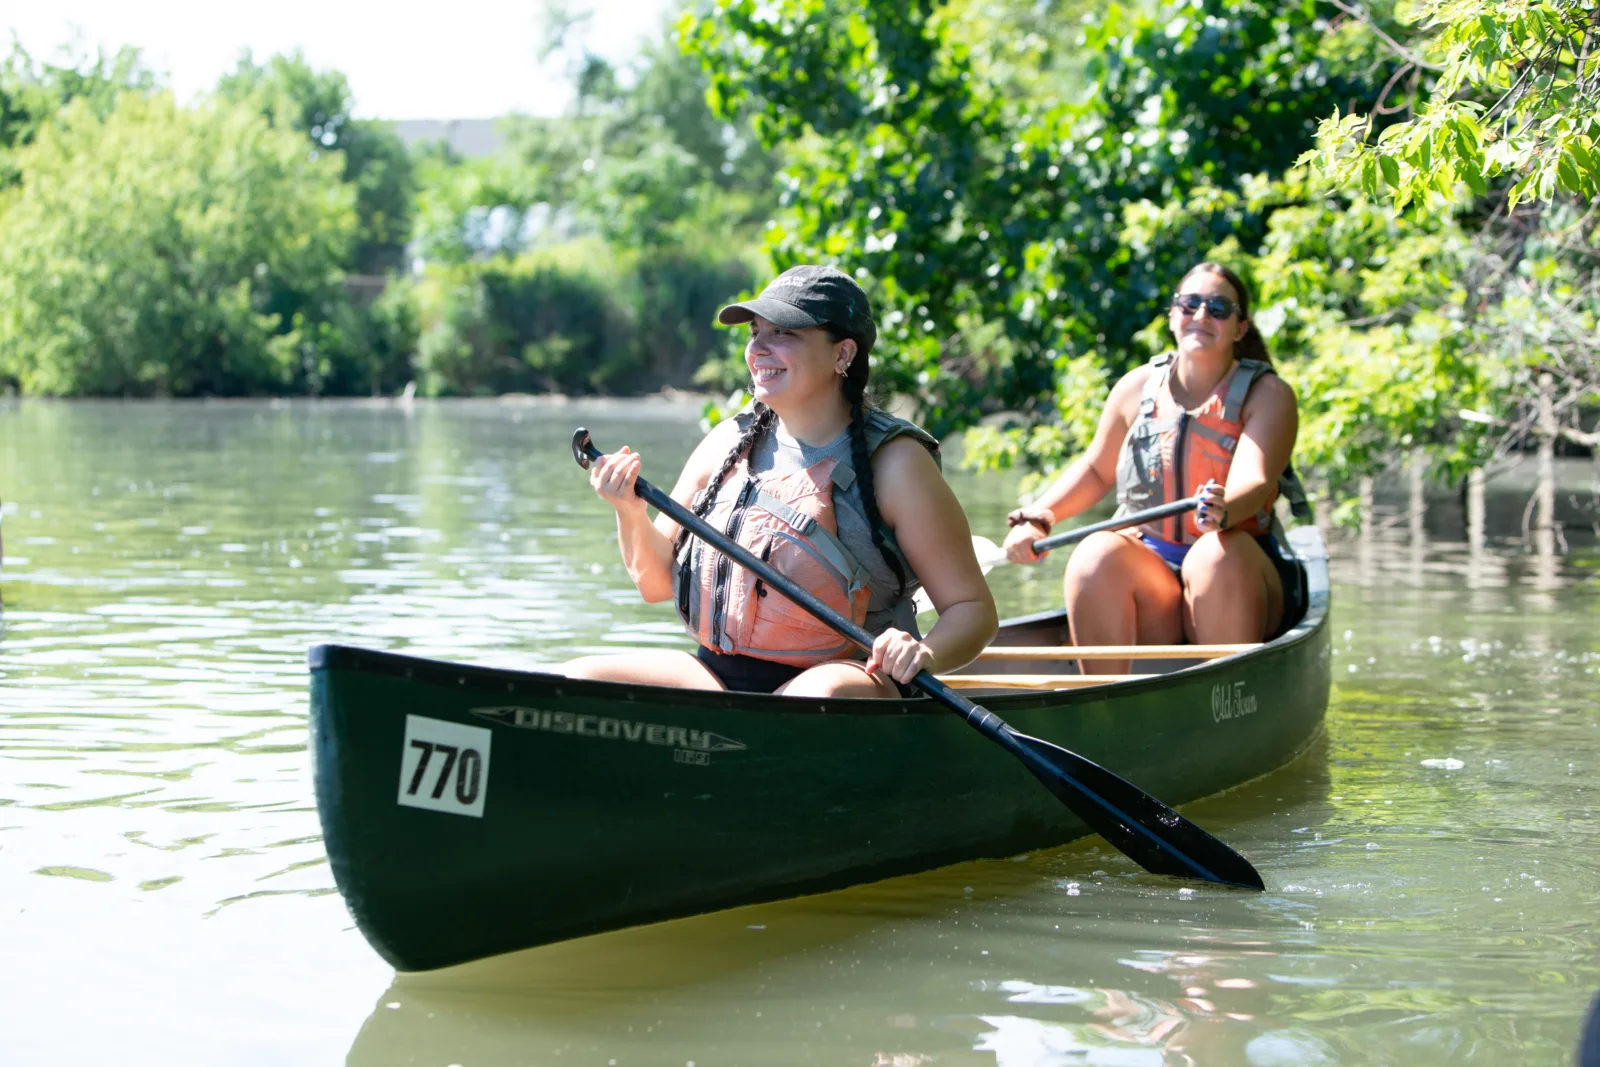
[1,400,1597,1066]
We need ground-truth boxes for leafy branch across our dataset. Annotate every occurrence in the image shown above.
[1304,0,1600,207]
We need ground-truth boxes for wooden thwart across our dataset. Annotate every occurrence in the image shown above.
[974,643,1258,662]
[938,674,1144,691]
[945,642,1261,690]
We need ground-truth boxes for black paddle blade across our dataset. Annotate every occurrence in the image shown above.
[1006,729,1265,890]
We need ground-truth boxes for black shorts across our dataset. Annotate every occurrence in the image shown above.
[1262,536,1310,639]
[694,646,917,697]
[695,646,804,694]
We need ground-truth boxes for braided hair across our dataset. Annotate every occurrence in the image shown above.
[672,402,777,559]
[675,325,907,597]
[835,326,908,597]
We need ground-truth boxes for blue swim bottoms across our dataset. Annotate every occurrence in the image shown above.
[1137,533,1191,572]
[1138,532,1286,574]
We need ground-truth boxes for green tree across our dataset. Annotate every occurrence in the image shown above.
[409,18,773,264]
[398,5,769,398]
[1300,0,1600,469]
[0,92,357,396]
[217,51,416,275]
[1304,0,1600,208]
[682,0,1387,435]
[489,3,779,253]
[1242,179,1492,505]
[410,141,545,266]
[408,237,753,396]
[682,0,1598,516]
[0,44,157,185]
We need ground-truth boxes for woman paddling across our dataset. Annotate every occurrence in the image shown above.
[1002,262,1309,674]
[567,265,998,696]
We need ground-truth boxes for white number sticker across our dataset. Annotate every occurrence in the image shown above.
[397,714,491,818]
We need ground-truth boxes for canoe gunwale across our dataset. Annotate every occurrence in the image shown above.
[309,631,1297,715]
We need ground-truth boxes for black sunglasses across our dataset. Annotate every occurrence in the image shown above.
[1172,293,1240,319]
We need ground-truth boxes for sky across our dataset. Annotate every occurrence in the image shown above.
[5,0,673,119]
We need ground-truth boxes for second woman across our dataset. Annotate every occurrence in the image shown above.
[1000,262,1309,673]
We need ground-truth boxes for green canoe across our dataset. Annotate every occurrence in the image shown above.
[310,527,1331,972]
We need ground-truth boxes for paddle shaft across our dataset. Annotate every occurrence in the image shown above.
[911,496,1203,612]
[572,433,1004,734]
[1028,496,1200,554]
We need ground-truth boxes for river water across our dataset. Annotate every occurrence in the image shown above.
[2,399,1597,1066]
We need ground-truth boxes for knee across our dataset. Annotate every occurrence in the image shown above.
[780,663,889,699]
[1064,532,1131,595]
[1182,531,1251,591]
[560,655,615,680]
[1183,531,1228,569]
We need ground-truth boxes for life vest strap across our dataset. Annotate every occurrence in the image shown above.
[823,408,940,583]
[1223,359,1269,423]
[1187,421,1239,453]
[1280,464,1314,520]
[752,489,818,538]
[754,490,871,592]
[1139,354,1171,417]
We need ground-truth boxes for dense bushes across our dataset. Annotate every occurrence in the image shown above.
[0,27,772,399]
[410,240,756,396]
[0,49,427,398]
[0,92,358,396]
[397,15,773,398]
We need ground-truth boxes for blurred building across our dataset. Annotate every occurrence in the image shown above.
[391,119,504,159]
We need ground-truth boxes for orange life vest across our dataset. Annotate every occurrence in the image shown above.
[1114,354,1309,543]
[673,409,938,667]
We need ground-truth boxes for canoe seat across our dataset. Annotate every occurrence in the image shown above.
[941,643,1262,691]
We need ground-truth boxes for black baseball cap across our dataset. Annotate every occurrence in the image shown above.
[717,265,877,353]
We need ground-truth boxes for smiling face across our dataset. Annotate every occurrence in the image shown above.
[744,315,855,413]
[1169,270,1250,361]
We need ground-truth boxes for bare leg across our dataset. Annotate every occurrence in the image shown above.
[1180,531,1284,643]
[560,650,725,690]
[776,660,900,699]
[1063,531,1184,674]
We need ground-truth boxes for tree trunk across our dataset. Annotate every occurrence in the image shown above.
[1535,372,1556,536]
[1467,467,1486,551]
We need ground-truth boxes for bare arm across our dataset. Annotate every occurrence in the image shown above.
[1003,366,1148,563]
[1211,374,1298,531]
[591,418,742,603]
[868,437,998,678]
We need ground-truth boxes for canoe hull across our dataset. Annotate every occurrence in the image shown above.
[312,530,1332,971]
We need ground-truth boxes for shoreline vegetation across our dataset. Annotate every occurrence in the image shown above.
[1,0,1597,525]
[0,388,722,408]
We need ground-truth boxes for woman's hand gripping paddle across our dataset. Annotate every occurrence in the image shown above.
[572,428,1264,890]
[914,498,1201,614]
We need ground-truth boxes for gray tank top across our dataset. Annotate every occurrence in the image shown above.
[738,421,924,638]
